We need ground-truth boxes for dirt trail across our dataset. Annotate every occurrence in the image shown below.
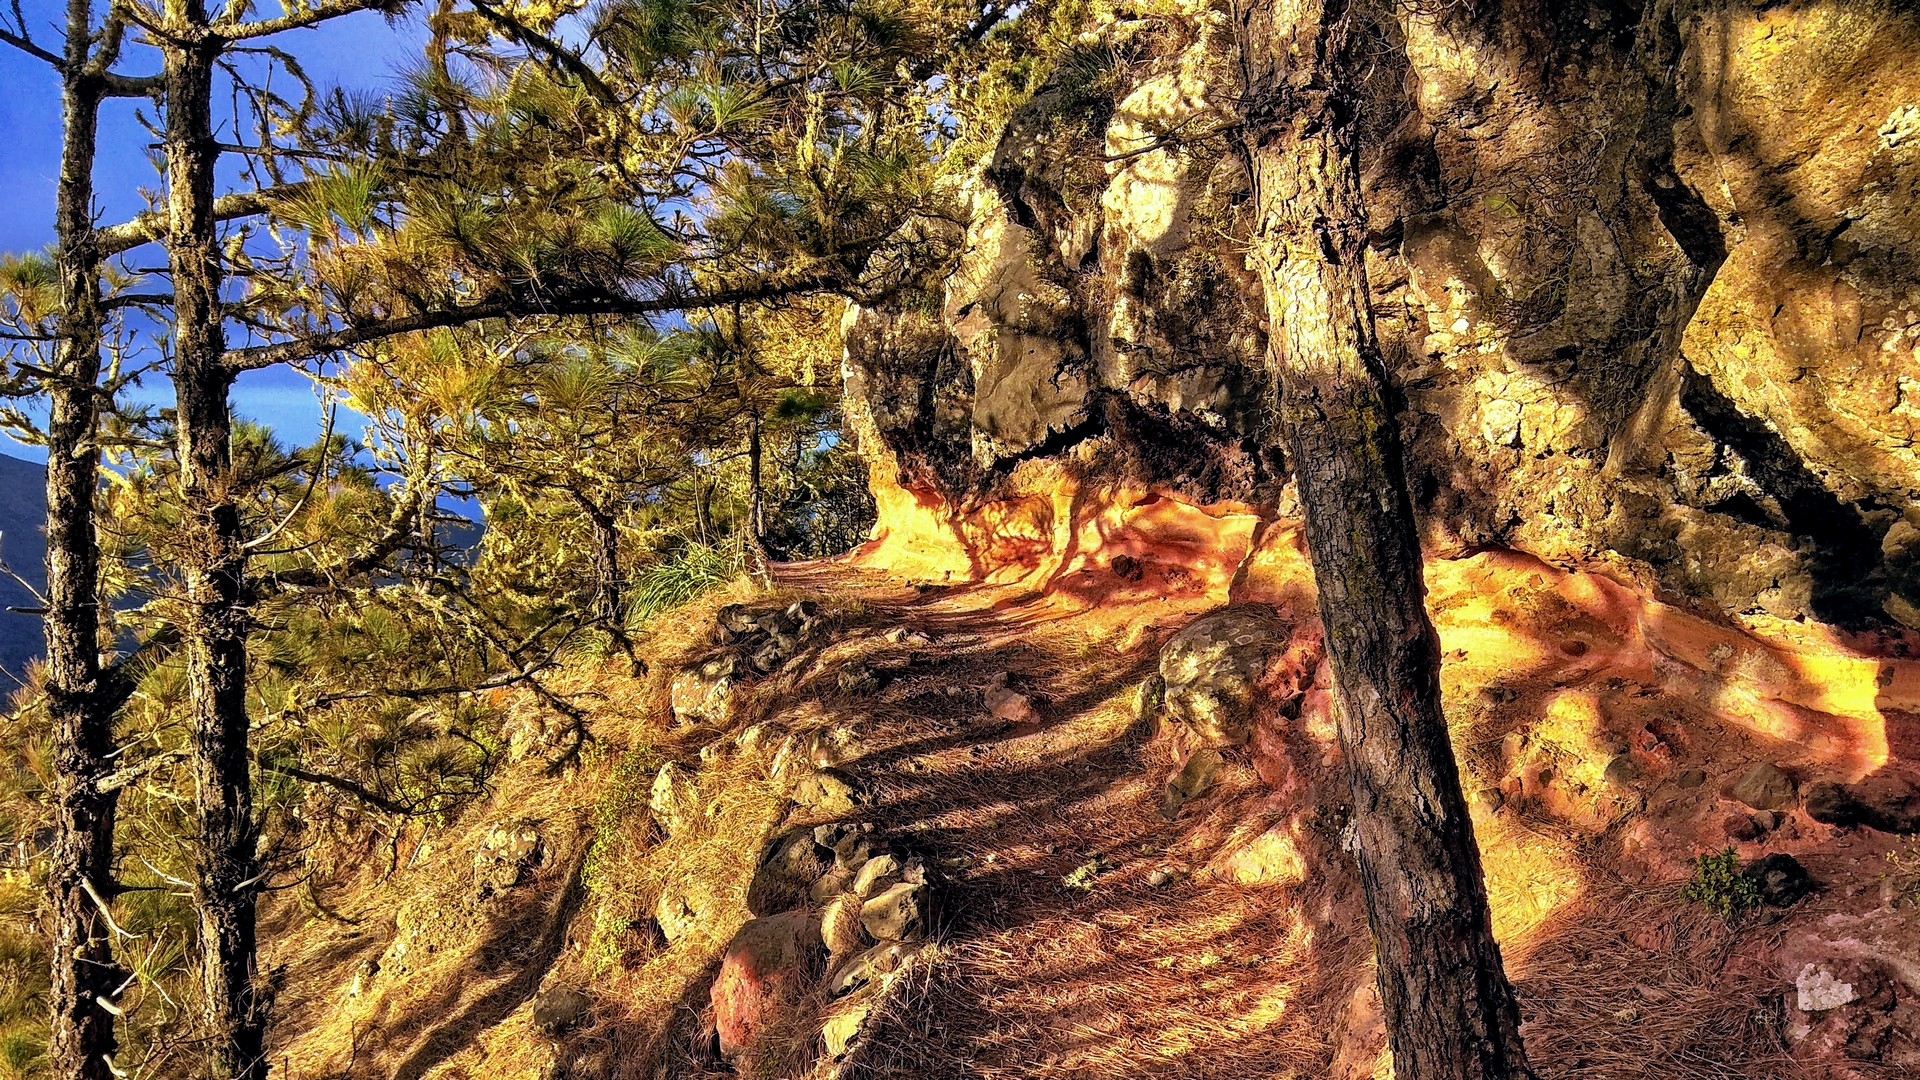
[764,552,1917,1079]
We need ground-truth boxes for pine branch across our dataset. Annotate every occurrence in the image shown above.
[468,0,619,106]
[221,273,845,371]
[215,0,404,42]
[95,184,305,256]
[259,761,410,815]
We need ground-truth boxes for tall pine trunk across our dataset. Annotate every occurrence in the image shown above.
[746,410,767,566]
[45,0,122,1073]
[1239,3,1533,1077]
[163,5,267,1076]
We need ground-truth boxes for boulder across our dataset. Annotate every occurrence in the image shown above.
[711,911,826,1060]
[1725,763,1797,812]
[1159,608,1283,745]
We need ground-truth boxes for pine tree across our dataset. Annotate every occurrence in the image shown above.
[1235,2,1533,1077]
[0,4,162,1075]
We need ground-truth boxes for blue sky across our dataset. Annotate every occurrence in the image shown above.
[1,1,428,463]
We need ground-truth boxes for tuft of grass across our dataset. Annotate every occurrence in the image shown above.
[1681,847,1760,921]
[628,542,744,628]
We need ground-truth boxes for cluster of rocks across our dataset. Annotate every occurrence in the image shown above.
[375,821,552,988]
[671,601,826,725]
[712,821,935,1068]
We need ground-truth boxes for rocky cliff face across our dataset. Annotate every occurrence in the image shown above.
[843,0,1920,627]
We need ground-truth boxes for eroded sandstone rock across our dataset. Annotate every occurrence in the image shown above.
[1159,607,1283,746]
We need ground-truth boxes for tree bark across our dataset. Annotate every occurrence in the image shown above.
[579,496,624,625]
[163,4,268,1076]
[1238,3,1533,1077]
[45,1,124,1074]
[745,410,768,567]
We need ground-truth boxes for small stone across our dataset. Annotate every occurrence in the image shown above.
[1147,868,1173,887]
[793,770,858,817]
[1217,829,1307,887]
[473,823,542,896]
[655,884,706,943]
[852,854,903,899]
[1162,748,1224,819]
[1795,963,1857,1012]
[1111,553,1144,581]
[809,865,855,905]
[1725,763,1796,812]
[670,668,733,726]
[830,829,875,871]
[650,763,700,835]
[1806,776,1920,833]
[827,941,915,997]
[1134,675,1166,726]
[532,988,592,1035]
[1743,853,1814,907]
[1752,810,1778,833]
[859,882,926,942]
[1499,731,1528,766]
[838,665,881,695]
[1675,768,1708,790]
[823,992,874,1057]
[985,673,1041,726]
[1472,788,1506,814]
[820,893,866,958]
[747,828,828,916]
[1723,813,1763,842]
[1603,754,1641,789]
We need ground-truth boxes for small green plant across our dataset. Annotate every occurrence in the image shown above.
[1062,857,1104,893]
[584,746,664,892]
[1882,840,1920,908]
[582,745,666,973]
[1681,847,1761,920]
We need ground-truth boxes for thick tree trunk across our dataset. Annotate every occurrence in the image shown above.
[1240,3,1533,1078]
[45,1,123,1073]
[164,6,268,1076]
[582,500,623,625]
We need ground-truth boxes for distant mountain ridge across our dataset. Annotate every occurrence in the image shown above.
[0,454,45,683]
